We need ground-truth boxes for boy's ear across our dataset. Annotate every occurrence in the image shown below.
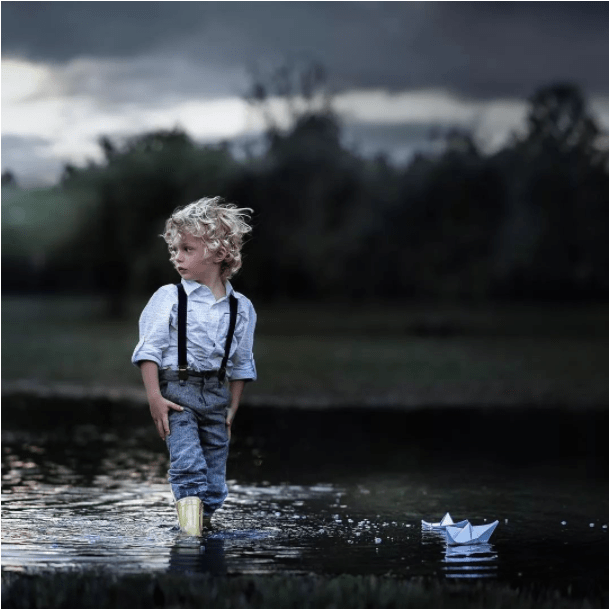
[214,247,228,263]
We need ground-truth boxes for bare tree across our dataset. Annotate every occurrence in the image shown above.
[244,60,334,134]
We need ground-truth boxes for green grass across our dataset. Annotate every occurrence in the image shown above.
[1,186,97,256]
[3,296,609,407]
[2,571,605,609]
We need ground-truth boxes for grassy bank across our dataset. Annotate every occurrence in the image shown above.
[3,295,609,407]
[2,571,606,609]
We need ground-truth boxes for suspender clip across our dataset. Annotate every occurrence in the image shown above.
[178,366,189,382]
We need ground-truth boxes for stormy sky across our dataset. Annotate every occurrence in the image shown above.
[3,1,609,185]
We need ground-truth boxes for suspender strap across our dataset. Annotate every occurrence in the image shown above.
[219,294,238,383]
[176,284,238,384]
[176,283,188,381]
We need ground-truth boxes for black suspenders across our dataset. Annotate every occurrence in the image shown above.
[177,283,188,380]
[176,283,238,383]
[220,294,238,383]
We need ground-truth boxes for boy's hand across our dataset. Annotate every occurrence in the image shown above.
[227,380,245,442]
[226,414,233,441]
[149,396,183,440]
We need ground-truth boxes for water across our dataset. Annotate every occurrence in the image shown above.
[2,398,609,594]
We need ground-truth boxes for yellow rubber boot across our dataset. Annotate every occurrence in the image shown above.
[176,496,203,536]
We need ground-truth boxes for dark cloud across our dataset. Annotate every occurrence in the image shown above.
[342,121,440,164]
[3,2,609,99]
[430,2,609,97]
[2,134,51,157]
[1,2,211,61]
[1,135,64,186]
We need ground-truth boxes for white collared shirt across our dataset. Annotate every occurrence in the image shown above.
[132,279,257,381]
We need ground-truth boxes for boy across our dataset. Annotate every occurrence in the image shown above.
[132,197,257,535]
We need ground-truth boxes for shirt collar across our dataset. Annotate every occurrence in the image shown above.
[181,278,235,299]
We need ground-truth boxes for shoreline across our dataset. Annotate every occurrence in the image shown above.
[2,570,606,608]
[3,378,608,410]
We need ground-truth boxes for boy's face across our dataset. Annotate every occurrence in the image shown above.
[171,231,224,283]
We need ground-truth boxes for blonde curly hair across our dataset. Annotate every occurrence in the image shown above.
[162,197,253,281]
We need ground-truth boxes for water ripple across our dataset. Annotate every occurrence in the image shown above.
[3,425,609,589]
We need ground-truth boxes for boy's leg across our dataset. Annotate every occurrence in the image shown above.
[199,382,231,516]
[163,382,209,501]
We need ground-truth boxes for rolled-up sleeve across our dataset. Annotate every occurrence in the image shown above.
[230,300,257,382]
[131,286,175,368]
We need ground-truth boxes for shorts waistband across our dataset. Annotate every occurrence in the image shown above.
[159,369,222,384]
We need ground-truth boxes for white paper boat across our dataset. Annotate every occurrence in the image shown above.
[421,512,468,530]
[445,521,498,545]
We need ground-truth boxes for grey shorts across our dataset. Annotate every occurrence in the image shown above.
[160,371,231,514]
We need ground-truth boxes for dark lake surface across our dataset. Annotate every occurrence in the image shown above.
[2,395,608,596]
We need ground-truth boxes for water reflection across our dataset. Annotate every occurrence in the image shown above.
[443,542,498,579]
[3,410,609,591]
[421,529,498,580]
[169,536,227,575]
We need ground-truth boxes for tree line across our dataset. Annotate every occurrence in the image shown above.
[3,82,609,315]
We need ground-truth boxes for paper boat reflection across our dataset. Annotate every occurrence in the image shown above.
[421,512,468,530]
[443,541,498,579]
[445,542,496,560]
[445,521,498,545]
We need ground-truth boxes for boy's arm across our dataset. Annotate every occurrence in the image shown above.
[226,380,245,440]
[140,360,184,440]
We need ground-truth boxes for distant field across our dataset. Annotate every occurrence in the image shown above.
[1,186,96,256]
[3,295,609,407]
